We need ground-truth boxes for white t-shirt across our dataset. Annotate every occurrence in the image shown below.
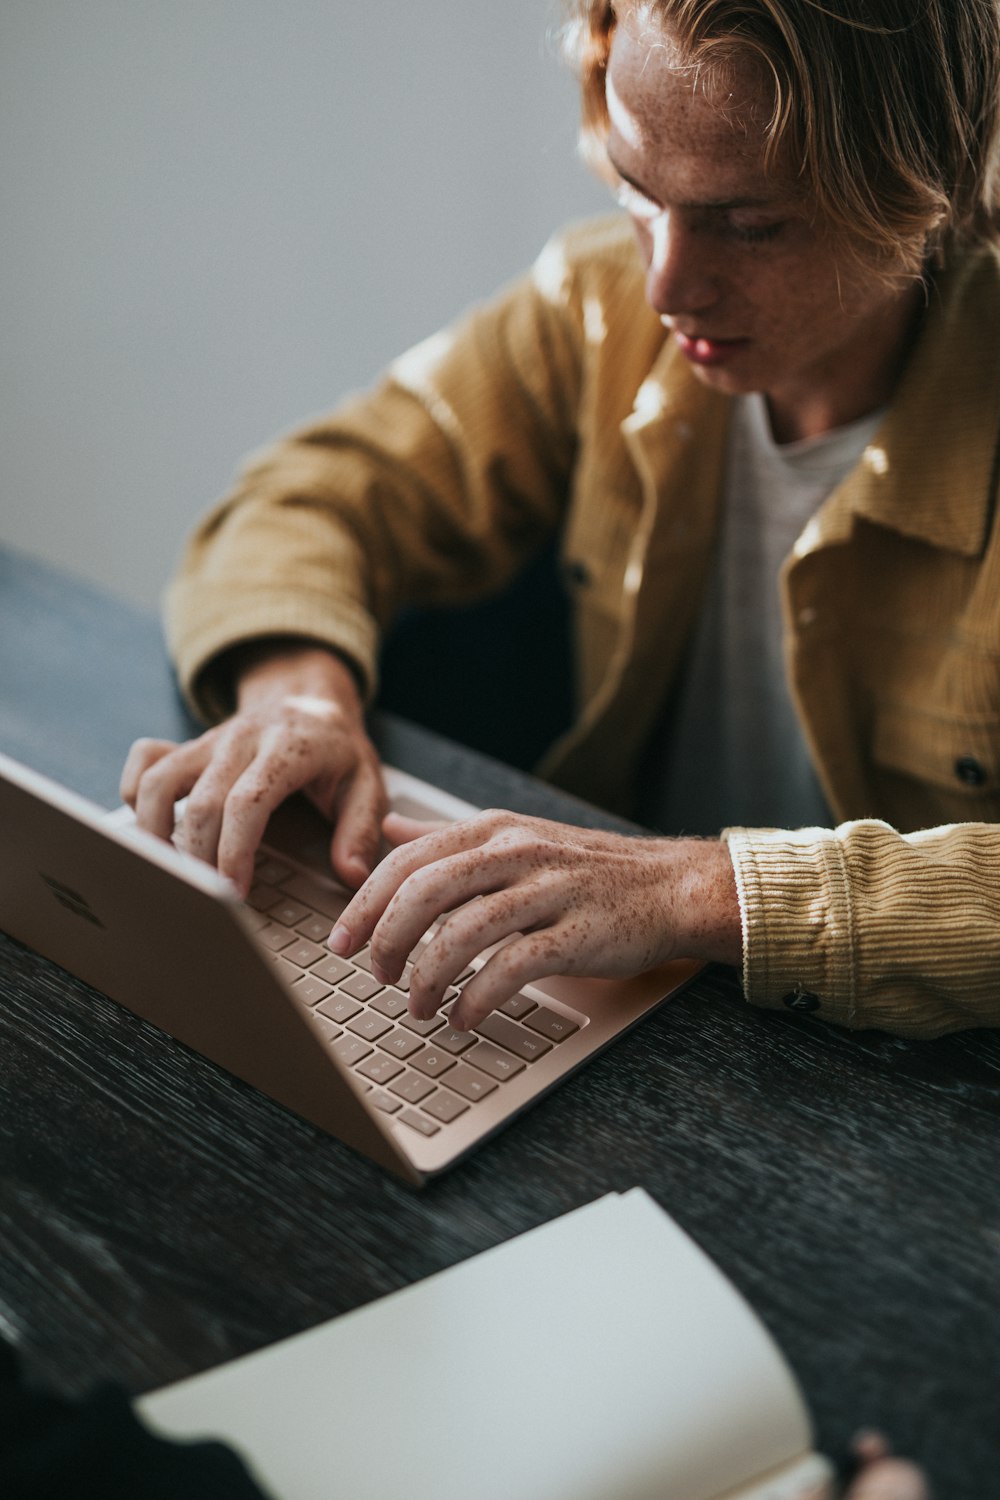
[636,393,883,836]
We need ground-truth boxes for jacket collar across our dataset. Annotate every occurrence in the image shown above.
[808,245,1000,559]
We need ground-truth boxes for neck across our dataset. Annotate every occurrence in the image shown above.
[766,280,926,444]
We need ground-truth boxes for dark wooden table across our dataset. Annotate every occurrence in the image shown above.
[2,543,998,1497]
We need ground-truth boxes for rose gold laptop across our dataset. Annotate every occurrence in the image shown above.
[0,750,700,1184]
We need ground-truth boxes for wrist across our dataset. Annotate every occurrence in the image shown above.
[661,837,743,966]
[232,639,365,714]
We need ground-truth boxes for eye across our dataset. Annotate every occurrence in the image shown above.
[728,220,785,245]
[612,177,660,224]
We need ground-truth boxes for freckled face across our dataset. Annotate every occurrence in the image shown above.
[605,13,922,439]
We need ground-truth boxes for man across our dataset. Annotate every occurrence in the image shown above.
[124,0,1000,1041]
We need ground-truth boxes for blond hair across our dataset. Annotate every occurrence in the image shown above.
[560,0,1000,272]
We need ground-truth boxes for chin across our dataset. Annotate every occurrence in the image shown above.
[688,363,761,398]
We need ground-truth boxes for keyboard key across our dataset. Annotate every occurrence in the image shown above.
[369,1091,402,1114]
[271,955,304,987]
[247,882,281,913]
[310,1016,343,1042]
[377,1028,425,1060]
[421,1089,469,1124]
[283,938,327,969]
[316,994,362,1025]
[464,1040,525,1082]
[291,974,333,1007]
[397,1108,439,1138]
[339,971,384,1003]
[370,988,409,1020]
[331,1034,373,1067]
[394,962,414,993]
[499,992,537,1021]
[523,1005,580,1042]
[353,945,376,973]
[389,1071,436,1104]
[399,1011,445,1037]
[357,1052,404,1085]
[310,954,354,986]
[432,1025,477,1056]
[255,922,296,953]
[346,1010,395,1042]
[474,1012,552,1063]
[295,913,332,944]
[254,854,293,884]
[244,908,270,932]
[410,1048,457,1080]
[270,898,312,928]
[446,1064,499,1102]
[278,872,346,920]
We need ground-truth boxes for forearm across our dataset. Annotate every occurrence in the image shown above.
[165,266,582,727]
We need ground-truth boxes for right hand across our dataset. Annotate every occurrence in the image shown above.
[120,643,387,897]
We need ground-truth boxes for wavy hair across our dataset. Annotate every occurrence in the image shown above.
[559,0,1000,272]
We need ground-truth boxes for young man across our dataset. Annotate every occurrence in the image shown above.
[124,0,1000,1040]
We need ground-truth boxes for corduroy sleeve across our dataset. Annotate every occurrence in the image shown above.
[725,819,1000,1036]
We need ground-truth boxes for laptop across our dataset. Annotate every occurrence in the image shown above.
[0,749,700,1184]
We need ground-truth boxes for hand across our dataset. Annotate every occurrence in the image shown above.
[120,644,386,896]
[329,809,742,1029]
[820,1432,930,1500]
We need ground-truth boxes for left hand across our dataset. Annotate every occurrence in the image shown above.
[329,809,742,1030]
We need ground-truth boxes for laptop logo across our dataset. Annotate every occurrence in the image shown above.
[40,873,106,929]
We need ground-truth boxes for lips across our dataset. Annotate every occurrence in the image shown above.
[673,329,750,367]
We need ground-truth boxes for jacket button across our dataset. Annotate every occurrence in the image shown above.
[954,755,987,787]
[782,989,820,1013]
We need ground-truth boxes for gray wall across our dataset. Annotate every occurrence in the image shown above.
[2,2,607,608]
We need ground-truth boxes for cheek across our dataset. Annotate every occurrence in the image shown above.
[743,261,838,339]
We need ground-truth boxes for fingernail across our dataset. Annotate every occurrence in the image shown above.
[329,923,352,954]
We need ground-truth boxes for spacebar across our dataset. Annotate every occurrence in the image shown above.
[278,872,348,921]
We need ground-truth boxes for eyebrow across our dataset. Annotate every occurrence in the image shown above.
[605,148,782,213]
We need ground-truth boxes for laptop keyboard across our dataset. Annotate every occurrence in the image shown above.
[244,848,584,1138]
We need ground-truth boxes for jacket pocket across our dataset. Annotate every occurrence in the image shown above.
[872,701,1000,802]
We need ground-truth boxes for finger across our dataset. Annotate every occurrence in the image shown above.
[846,1458,930,1500]
[382,810,448,847]
[448,928,568,1029]
[120,738,178,807]
[365,840,532,988]
[330,811,533,960]
[328,759,389,889]
[175,731,259,873]
[132,738,215,842]
[330,820,489,957]
[405,886,548,1020]
[214,747,314,896]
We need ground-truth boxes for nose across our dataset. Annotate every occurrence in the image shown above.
[644,212,718,320]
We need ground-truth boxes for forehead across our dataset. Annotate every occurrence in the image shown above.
[605,13,790,200]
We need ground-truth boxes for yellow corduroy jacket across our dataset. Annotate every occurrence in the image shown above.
[168,216,1000,1038]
